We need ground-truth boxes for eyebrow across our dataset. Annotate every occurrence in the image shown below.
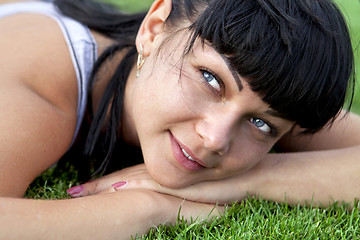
[205,46,287,121]
[219,53,243,92]
[204,42,243,92]
[264,109,289,120]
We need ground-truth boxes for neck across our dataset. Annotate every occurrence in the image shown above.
[90,30,140,147]
[121,64,140,147]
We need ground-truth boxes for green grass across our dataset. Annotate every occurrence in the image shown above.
[25,165,360,239]
[25,1,360,239]
[141,200,360,240]
[25,162,79,200]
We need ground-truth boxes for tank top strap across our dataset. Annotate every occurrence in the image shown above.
[0,1,98,148]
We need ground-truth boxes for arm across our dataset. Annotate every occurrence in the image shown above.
[0,190,220,239]
[251,110,360,206]
[0,13,78,196]
[246,146,360,207]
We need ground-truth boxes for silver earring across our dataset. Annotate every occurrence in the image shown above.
[137,44,145,78]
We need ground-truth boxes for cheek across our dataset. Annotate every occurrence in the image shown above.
[222,140,271,175]
[130,72,194,159]
[133,75,193,131]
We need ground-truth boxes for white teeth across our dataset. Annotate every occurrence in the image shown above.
[181,147,195,161]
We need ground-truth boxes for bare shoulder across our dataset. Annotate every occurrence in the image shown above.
[0,0,33,4]
[0,12,78,111]
[0,13,79,196]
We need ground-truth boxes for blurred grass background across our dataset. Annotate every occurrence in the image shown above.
[104,0,153,12]
[336,0,360,113]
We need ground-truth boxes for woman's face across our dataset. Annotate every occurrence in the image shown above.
[124,33,294,188]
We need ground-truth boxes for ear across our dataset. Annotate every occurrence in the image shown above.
[135,0,172,57]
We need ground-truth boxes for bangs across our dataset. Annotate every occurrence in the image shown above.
[184,0,354,132]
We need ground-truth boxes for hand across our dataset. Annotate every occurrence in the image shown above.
[67,164,253,205]
[66,164,152,197]
[66,164,226,227]
[118,174,253,205]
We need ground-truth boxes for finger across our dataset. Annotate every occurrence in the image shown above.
[67,164,150,197]
[96,186,117,195]
[67,175,123,197]
[66,181,102,198]
[112,178,159,192]
[112,178,193,200]
[112,177,239,204]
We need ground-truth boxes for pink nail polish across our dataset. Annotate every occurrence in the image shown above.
[66,185,84,196]
[112,181,127,189]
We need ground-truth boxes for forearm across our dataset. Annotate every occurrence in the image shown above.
[0,190,175,240]
[249,146,360,207]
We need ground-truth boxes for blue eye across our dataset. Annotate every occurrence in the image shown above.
[250,118,271,133]
[202,71,221,92]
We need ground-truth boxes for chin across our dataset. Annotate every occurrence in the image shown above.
[144,155,198,189]
[150,171,194,189]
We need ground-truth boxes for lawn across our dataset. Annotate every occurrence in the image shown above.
[336,0,360,114]
[25,0,360,239]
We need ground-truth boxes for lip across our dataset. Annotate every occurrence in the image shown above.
[169,131,206,171]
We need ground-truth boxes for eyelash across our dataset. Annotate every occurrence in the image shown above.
[198,68,279,138]
[199,68,223,97]
[250,118,278,138]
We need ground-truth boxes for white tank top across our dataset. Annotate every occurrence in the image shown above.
[0,1,98,147]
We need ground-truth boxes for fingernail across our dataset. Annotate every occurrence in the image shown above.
[112,181,128,189]
[66,185,84,197]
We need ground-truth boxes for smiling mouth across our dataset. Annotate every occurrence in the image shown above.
[180,146,196,161]
[169,131,205,171]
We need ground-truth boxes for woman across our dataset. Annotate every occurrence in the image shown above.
[0,0,358,238]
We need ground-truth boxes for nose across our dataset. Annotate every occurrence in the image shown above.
[195,112,237,155]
